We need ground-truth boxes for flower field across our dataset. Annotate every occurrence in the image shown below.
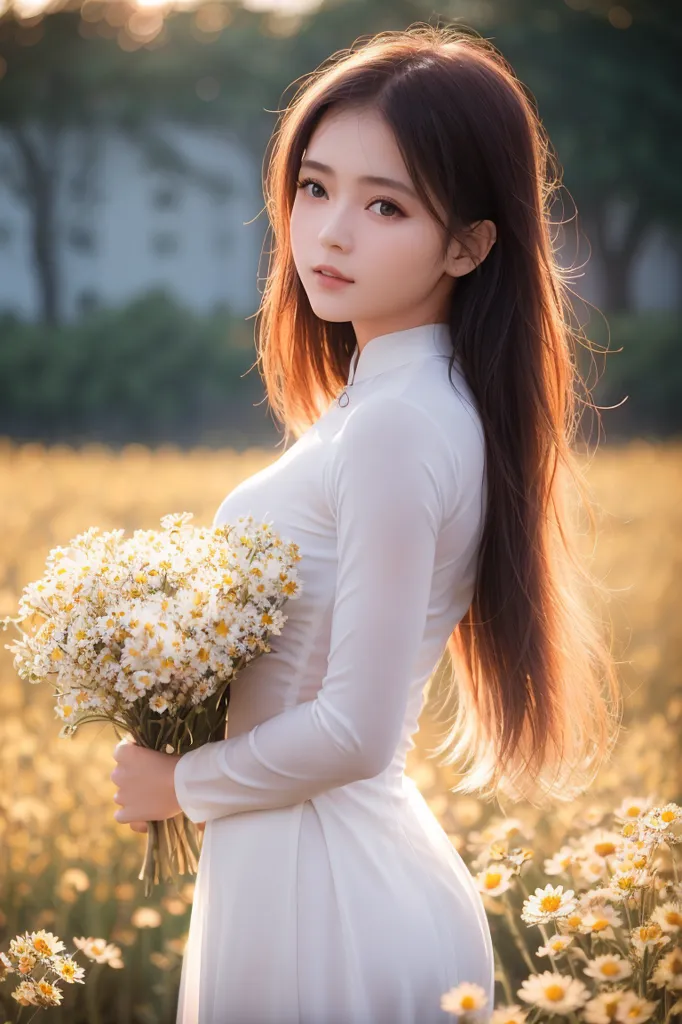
[0,437,680,1023]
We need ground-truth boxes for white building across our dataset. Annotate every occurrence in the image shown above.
[0,120,678,321]
[0,120,264,323]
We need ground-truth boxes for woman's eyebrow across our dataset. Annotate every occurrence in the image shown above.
[299,158,417,198]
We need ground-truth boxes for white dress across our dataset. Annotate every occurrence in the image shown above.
[173,321,494,1024]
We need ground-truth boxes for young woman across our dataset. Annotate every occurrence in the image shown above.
[111,22,622,1023]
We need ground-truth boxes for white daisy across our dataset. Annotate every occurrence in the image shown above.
[475,864,514,898]
[543,845,578,876]
[149,693,169,715]
[650,946,682,991]
[72,936,122,964]
[30,929,66,958]
[613,989,659,1023]
[583,953,632,984]
[607,866,651,901]
[440,980,490,1018]
[537,934,574,958]
[613,796,654,824]
[629,921,670,957]
[50,955,86,984]
[651,900,682,935]
[580,902,623,939]
[517,971,590,1014]
[490,1004,528,1024]
[582,987,629,1024]
[521,883,577,926]
[581,828,624,862]
[641,803,682,839]
[576,853,612,887]
[0,951,15,976]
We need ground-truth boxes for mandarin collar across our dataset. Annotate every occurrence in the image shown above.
[346,322,453,386]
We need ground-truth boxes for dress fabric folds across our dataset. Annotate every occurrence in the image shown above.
[173,322,495,1024]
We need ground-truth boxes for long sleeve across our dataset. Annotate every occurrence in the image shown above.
[173,396,459,824]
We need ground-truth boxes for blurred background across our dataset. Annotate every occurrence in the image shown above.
[0,2,680,1022]
[0,0,680,446]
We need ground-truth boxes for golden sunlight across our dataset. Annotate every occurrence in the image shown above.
[2,0,319,16]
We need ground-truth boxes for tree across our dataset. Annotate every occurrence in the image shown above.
[487,0,682,311]
[0,3,283,324]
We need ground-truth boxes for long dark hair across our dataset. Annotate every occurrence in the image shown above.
[254,22,622,807]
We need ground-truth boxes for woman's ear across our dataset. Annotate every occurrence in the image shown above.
[445,219,497,278]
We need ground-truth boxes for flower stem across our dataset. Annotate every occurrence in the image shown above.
[502,894,537,976]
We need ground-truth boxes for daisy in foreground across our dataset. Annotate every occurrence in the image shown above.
[440,796,682,1022]
[441,980,491,1020]
[0,929,122,1018]
[517,972,590,1014]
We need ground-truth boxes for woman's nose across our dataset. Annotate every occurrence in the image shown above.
[317,212,353,251]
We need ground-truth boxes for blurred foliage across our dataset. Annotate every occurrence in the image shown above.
[0,438,679,1019]
[0,290,276,448]
[579,311,682,440]
[1,293,680,445]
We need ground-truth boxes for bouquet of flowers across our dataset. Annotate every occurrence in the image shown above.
[0,928,122,1020]
[1,511,302,897]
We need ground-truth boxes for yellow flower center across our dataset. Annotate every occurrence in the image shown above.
[541,895,562,913]
[544,984,565,1002]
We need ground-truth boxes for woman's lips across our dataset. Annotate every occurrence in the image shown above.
[313,269,354,289]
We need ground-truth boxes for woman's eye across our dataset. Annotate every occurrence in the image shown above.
[296,178,326,199]
[368,199,402,219]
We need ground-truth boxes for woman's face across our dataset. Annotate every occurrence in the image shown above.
[290,105,460,347]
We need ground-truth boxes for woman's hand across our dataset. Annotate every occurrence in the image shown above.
[110,737,184,826]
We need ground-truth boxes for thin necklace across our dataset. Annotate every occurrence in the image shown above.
[337,348,358,407]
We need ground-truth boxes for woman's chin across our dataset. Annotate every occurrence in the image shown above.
[307,299,357,323]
